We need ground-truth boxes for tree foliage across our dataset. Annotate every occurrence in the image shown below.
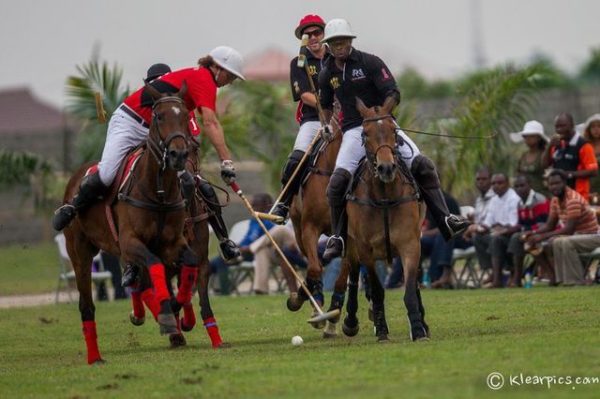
[65,58,129,164]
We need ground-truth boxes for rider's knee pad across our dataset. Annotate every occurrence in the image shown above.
[327,168,352,206]
[410,155,440,189]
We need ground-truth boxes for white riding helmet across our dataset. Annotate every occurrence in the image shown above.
[209,46,245,81]
[321,18,357,43]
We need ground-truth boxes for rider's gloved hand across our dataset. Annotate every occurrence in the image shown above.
[220,160,236,184]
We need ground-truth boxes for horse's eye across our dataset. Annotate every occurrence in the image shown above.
[155,113,163,121]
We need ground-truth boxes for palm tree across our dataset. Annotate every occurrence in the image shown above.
[65,57,129,164]
[405,65,540,196]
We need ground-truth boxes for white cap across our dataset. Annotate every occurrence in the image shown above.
[321,18,356,43]
[509,120,548,143]
[584,113,600,133]
[209,46,245,81]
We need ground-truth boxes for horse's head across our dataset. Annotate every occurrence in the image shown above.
[145,82,190,171]
[356,97,398,183]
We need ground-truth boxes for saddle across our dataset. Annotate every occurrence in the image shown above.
[83,146,145,243]
[300,136,334,186]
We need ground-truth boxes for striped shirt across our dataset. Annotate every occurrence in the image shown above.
[517,190,549,232]
[549,187,599,234]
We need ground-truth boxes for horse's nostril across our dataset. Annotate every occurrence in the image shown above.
[169,150,178,159]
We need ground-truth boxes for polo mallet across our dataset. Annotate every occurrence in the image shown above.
[229,181,340,325]
[268,34,332,215]
[94,92,107,123]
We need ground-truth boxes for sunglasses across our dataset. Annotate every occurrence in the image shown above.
[303,29,323,38]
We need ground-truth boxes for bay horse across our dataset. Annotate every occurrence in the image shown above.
[342,97,429,342]
[288,113,357,334]
[62,84,198,364]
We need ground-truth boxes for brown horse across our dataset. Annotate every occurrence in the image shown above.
[62,85,196,364]
[288,116,357,333]
[342,97,429,342]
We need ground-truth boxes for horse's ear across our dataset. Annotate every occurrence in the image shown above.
[145,83,162,102]
[178,81,188,100]
[382,96,397,115]
[356,97,368,116]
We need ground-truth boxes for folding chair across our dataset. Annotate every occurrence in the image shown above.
[225,220,255,295]
[54,233,113,303]
[578,247,600,283]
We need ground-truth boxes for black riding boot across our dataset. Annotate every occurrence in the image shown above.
[323,169,351,263]
[410,155,470,240]
[271,150,305,223]
[179,170,196,204]
[52,172,107,231]
[198,178,240,261]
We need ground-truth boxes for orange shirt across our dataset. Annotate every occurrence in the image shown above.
[549,142,598,201]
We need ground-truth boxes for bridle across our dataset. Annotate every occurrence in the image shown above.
[146,96,190,171]
[361,114,400,179]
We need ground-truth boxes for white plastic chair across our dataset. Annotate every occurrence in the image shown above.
[54,233,113,303]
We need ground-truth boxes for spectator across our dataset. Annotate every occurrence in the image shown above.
[510,120,549,195]
[472,173,521,288]
[506,175,550,287]
[463,167,495,240]
[524,170,600,286]
[582,113,600,201]
[542,112,598,201]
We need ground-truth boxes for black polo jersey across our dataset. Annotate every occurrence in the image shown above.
[290,48,329,125]
[319,48,399,132]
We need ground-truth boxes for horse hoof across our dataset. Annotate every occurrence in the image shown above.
[169,333,187,348]
[377,335,390,343]
[90,358,106,366]
[213,341,232,349]
[158,314,178,336]
[308,319,326,329]
[286,294,304,312]
[410,327,428,341]
[129,312,145,326]
[342,322,359,337]
[322,321,337,338]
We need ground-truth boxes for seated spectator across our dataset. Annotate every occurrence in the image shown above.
[471,173,521,288]
[542,112,598,201]
[524,170,600,286]
[582,113,600,201]
[463,167,496,240]
[510,120,549,196]
[208,193,274,295]
[506,175,550,287]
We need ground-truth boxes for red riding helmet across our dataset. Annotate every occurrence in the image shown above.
[294,14,326,39]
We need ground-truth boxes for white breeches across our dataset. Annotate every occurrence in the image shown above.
[97,107,149,186]
[334,125,421,174]
[293,121,321,152]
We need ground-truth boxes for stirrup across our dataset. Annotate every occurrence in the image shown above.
[444,215,470,237]
[270,203,289,224]
[52,204,76,231]
[219,239,241,262]
[323,236,345,263]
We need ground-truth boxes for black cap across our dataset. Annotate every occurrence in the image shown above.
[145,63,171,83]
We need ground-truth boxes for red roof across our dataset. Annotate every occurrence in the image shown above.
[0,87,65,134]
[244,48,292,82]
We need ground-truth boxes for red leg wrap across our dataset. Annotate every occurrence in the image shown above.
[176,265,198,305]
[141,288,160,320]
[149,263,170,303]
[82,321,102,364]
[130,290,145,319]
[181,302,196,330]
[203,316,223,348]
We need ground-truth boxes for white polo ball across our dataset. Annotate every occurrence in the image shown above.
[291,335,304,346]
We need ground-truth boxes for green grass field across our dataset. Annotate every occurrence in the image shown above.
[0,242,58,295]
[1,287,599,398]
